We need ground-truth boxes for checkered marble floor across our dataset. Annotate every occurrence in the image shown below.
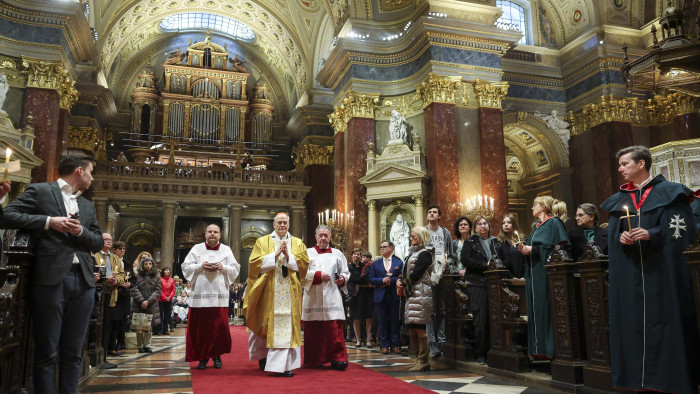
[346,343,557,394]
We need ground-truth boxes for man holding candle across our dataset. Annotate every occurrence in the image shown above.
[601,145,699,394]
[0,150,104,394]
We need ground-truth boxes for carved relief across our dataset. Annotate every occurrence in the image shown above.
[416,74,462,107]
[473,79,509,109]
[21,57,78,110]
[292,144,334,171]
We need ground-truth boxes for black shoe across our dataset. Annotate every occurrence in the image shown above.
[258,358,267,371]
[282,371,294,377]
[138,347,146,353]
[213,356,222,369]
[197,359,208,370]
[163,332,170,335]
[107,351,123,357]
[330,361,348,370]
[103,362,117,369]
[144,347,153,353]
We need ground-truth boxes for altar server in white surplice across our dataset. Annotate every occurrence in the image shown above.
[182,224,240,370]
[302,224,350,370]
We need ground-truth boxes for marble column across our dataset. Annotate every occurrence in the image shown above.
[414,194,425,228]
[221,217,230,246]
[94,199,109,232]
[478,107,508,226]
[107,214,117,237]
[424,102,461,227]
[648,124,663,147]
[229,205,242,263]
[591,121,633,207]
[334,132,346,215]
[160,202,176,269]
[673,112,699,141]
[23,88,61,183]
[291,207,303,239]
[345,117,375,250]
[367,200,378,257]
[304,164,334,242]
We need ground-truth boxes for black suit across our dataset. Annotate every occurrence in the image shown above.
[0,181,103,394]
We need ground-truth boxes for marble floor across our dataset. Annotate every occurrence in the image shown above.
[83,326,557,394]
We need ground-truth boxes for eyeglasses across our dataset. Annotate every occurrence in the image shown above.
[409,235,416,239]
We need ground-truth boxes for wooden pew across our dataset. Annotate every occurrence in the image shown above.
[485,270,529,372]
[443,273,475,362]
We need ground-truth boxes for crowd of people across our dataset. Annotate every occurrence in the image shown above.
[0,145,697,393]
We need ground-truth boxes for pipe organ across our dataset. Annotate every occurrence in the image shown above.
[130,35,274,154]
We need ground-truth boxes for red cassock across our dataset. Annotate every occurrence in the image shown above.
[303,319,348,366]
[185,307,232,362]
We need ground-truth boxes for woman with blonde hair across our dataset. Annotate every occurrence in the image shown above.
[518,196,569,362]
[497,214,526,278]
[397,226,434,372]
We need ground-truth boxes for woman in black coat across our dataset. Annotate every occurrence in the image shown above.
[497,214,525,278]
[461,216,509,365]
[568,203,608,261]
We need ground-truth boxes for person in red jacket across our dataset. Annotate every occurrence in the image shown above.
[158,267,176,335]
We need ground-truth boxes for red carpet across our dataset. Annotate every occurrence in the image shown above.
[189,325,431,393]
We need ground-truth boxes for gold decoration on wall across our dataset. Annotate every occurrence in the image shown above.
[473,79,509,109]
[341,92,380,119]
[415,73,462,107]
[645,92,697,125]
[68,126,106,159]
[292,144,334,171]
[20,57,78,110]
[379,93,423,117]
[566,95,643,134]
[328,106,346,135]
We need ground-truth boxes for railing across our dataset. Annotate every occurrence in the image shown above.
[98,161,301,184]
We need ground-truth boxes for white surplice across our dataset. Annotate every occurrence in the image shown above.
[181,243,240,308]
[302,247,350,321]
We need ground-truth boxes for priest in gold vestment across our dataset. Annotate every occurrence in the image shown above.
[244,212,309,377]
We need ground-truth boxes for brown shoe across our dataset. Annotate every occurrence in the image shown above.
[391,347,401,354]
[380,348,389,354]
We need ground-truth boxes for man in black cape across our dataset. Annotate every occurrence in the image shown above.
[601,145,699,393]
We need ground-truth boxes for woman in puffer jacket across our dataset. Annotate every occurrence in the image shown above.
[396,226,434,372]
[130,256,161,353]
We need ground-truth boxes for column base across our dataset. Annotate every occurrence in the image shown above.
[551,359,585,385]
[582,365,612,393]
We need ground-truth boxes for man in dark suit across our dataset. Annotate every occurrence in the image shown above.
[0,150,103,394]
[367,240,403,354]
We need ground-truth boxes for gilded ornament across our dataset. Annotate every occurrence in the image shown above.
[20,57,78,110]
[292,144,333,171]
[68,126,105,159]
[341,92,380,119]
[473,79,509,109]
[416,74,462,106]
[328,106,346,135]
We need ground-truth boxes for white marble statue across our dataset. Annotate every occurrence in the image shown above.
[0,74,8,115]
[534,109,570,150]
[390,213,410,261]
[388,109,408,144]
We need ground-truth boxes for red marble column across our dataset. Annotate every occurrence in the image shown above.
[591,121,633,207]
[673,112,700,141]
[648,124,663,147]
[345,118,374,250]
[478,107,508,227]
[23,88,62,183]
[334,131,346,215]
[305,164,334,242]
[424,102,461,227]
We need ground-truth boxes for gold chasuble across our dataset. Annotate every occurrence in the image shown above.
[244,234,309,349]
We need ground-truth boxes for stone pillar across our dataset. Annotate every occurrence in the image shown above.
[333,132,345,215]
[673,112,699,140]
[229,205,242,263]
[419,74,462,227]
[332,93,379,251]
[591,121,633,205]
[107,213,117,236]
[221,217,230,246]
[94,199,109,232]
[291,207,303,239]
[413,194,425,228]
[474,80,510,226]
[367,199,378,256]
[160,202,176,269]
[21,59,78,183]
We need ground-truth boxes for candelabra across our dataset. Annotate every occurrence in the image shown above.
[461,194,495,220]
[317,209,353,253]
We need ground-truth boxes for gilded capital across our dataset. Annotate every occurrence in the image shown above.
[645,92,697,125]
[341,92,380,119]
[473,79,509,109]
[292,144,334,171]
[367,199,376,209]
[328,106,347,135]
[21,57,78,110]
[68,126,106,159]
[416,74,462,106]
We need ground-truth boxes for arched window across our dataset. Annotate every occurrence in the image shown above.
[496,0,529,45]
[160,13,255,41]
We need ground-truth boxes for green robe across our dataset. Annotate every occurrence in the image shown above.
[601,175,699,393]
[524,216,569,358]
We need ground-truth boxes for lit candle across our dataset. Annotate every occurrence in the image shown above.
[340,213,343,226]
[318,213,321,225]
[325,209,329,222]
[515,231,522,243]
[478,194,482,208]
[623,205,632,230]
[5,148,11,163]
[490,197,494,211]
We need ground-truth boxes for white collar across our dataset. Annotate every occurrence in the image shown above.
[633,174,653,190]
[271,231,290,241]
[57,178,81,198]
